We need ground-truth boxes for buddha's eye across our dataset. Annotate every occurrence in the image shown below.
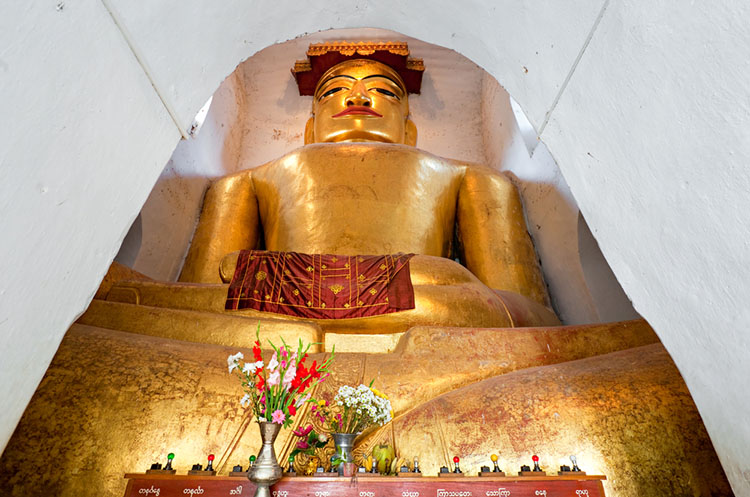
[372,88,398,99]
[320,87,345,99]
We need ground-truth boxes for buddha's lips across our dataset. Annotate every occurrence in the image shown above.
[332,106,382,118]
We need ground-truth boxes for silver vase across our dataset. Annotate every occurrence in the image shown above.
[249,421,283,497]
[333,433,357,475]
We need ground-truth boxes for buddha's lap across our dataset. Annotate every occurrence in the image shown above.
[106,254,557,334]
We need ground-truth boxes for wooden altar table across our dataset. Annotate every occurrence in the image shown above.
[123,473,606,497]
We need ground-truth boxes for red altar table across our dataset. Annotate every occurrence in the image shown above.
[123,474,606,497]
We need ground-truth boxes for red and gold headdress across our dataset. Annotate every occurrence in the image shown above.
[292,41,425,96]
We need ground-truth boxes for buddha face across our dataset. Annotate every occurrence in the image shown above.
[308,59,416,145]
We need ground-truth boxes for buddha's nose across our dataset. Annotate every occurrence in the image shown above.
[345,81,371,107]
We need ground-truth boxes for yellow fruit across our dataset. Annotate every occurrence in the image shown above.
[373,444,395,474]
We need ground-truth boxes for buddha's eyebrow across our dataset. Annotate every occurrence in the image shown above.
[317,74,356,88]
[362,74,404,91]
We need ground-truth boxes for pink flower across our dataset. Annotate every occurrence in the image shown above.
[296,440,310,450]
[283,364,296,389]
[267,370,280,386]
[335,412,343,430]
[271,409,286,424]
[267,352,280,372]
[295,393,311,408]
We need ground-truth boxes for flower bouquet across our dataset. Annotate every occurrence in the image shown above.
[227,328,334,427]
[227,326,333,495]
[319,382,393,475]
[327,383,393,434]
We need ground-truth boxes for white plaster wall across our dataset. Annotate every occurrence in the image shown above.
[577,214,641,323]
[3,1,750,494]
[0,0,179,454]
[538,2,750,491]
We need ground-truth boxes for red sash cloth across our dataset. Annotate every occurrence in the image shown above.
[225,250,415,319]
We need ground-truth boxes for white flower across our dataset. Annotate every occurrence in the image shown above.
[242,360,263,374]
[227,352,244,372]
[240,393,251,407]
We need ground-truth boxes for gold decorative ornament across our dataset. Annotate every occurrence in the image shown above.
[329,284,344,295]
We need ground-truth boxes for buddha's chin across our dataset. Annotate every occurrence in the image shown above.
[315,129,404,144]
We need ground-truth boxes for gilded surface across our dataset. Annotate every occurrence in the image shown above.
[180,143,549,306]
[77,300,324,352]
[306,41,412,57]
[0,323,731,497]
[168,59,556,338]
[98,253,561,345]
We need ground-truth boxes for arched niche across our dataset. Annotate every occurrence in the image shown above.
[2,3,748,494]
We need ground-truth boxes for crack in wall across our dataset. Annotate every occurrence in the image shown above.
[538,0,611,136]
[99,0,190,139]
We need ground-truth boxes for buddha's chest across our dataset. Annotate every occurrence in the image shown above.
[251,144,464,256]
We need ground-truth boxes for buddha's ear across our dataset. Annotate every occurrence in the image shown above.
[404,118,417,147]
[304,117,315,144]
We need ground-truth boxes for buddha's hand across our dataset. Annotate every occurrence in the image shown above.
[220,251,242,283]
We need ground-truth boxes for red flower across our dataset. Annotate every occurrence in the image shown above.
[256,373,265,391]
[291,363,308,392]
[253,341,263,362]
[297,360,321,392]
[310,360,321,379]
[288,404,297,416]
[335,412,343,430]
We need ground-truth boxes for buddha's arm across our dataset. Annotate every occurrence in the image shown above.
[178,170,260,283]
[456,167,550,306]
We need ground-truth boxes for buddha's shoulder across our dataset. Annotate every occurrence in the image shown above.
[242,143,512,185]
[254,143,467,172]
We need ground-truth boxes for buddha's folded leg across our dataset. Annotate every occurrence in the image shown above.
[355,343,732,497]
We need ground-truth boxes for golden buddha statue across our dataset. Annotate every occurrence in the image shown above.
[88,44,559,353]
[0,43,732,497]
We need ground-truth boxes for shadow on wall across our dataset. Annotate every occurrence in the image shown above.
[578,212,641,322]
[114,214,141,268]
